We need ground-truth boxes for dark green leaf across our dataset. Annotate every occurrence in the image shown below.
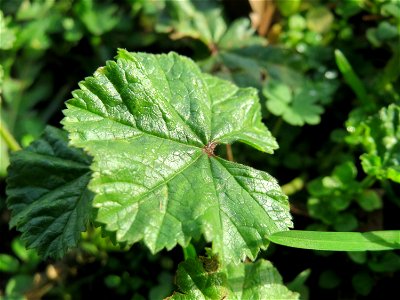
[6,126,93,258]
[318,270,340,289]
[352,272,373,296]
[368,252,400,273]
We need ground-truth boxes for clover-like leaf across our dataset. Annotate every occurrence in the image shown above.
[168,257,299,299]
[263,79,325,126]
[357,104,400,183]
[62,50,292,264]
[6,126,93,258]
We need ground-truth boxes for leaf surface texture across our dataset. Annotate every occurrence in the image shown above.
[6,126,93,258]
[62,50,292,264]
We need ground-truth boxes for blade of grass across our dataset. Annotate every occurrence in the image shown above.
[335,49,372,108]
[0,118,21,151]
[268,230,400,251]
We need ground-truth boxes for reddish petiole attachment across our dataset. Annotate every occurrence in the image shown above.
[203,141,218,157]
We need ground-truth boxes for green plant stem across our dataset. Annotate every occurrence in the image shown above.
[360,175,376,189]
[272,117,283,137]
[40,83,72,122]
[182,243,197,260]
[0,119,21,151]
[282,176,305,196]
[226,144,234,161]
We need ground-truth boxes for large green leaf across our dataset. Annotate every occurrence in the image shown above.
[357,104,400,183]
[168,257,299,299]
[62,50,292,264]
[6,126,93,258]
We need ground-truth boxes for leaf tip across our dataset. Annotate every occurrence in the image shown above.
[116,48,135,61]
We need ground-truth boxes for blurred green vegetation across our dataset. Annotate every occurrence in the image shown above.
[1,0,399,299]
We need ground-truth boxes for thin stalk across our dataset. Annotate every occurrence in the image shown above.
[182,243,197,260]
[0,119,21,151]
[226,144,234,161]
[282,177,305,196]
[272,117,283,137]
[40,83,72,122]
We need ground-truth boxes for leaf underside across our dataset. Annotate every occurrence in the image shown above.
[6,126,93,258]
[62,50,292,264]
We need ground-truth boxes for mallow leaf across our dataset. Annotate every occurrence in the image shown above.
[168,257,299,299]
[62,50,292,264]
[169,256,229,299]
[226,259,299,299]
[6,126,93,258]
[357,104,400,183]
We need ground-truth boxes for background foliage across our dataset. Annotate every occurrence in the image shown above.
[1,0,399,299]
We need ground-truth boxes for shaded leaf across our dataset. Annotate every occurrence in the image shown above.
[74,0,119,36]
[6,126,93,258]
[168,257,228,299]
[168,258,298,299]
[62,50,292,264]
[357,104,400,183]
